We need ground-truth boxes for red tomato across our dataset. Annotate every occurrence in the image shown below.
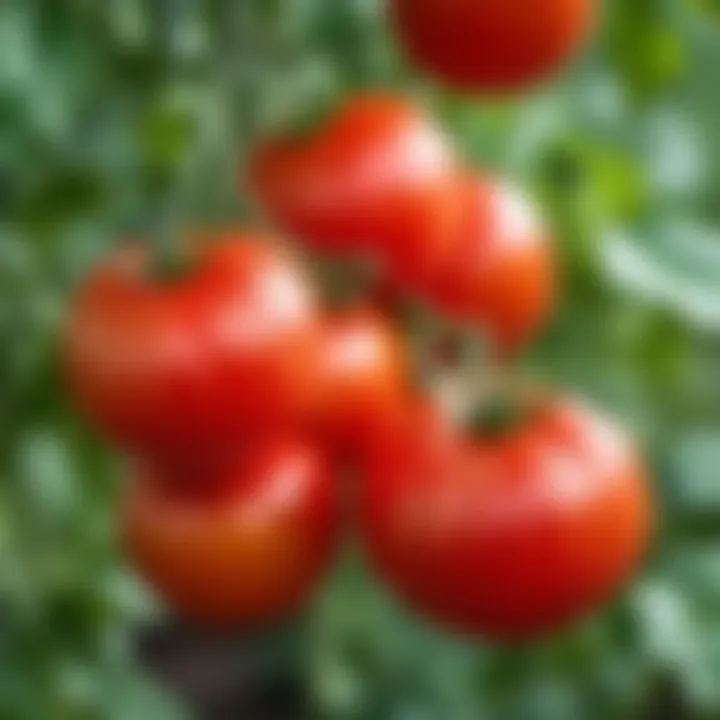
[425,175,554,357]
[249,93,460,288]
[360,396,653,641]
[391,0,597,93]
[123,439,339,627]
[314,308,409,461]
[64,234,320,465]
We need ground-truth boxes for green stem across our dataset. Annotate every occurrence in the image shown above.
[425,327,542,435]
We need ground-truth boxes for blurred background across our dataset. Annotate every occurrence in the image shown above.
[3,0,720,718]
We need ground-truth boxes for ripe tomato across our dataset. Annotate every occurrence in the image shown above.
[390,0,597,93]
[123,439,339,627]
[313,307,409,461]
[249,93,460,288]
[360,396,653,641]
[425,175,554,357]
[64,233,320,465]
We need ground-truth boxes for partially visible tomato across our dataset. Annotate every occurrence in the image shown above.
[123,439,339,627]
[249,93,461,289]
[425,175,554,357]
[390,0,597,93]
[313,307,409,461]
[360,395,653,641]
[64,233,320,466]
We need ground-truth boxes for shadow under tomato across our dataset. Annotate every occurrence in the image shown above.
[135,620,310,720]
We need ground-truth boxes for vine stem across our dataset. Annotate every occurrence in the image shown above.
[422,325,541,434]
[434,333,498,426]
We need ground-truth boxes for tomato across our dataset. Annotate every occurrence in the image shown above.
[123,439,339,627]
[64,233,320,465]
[360,396,653,641]
[425,175,554,357]
[249,93,460,288]
[313,307,409,461]
[390,0,597,93]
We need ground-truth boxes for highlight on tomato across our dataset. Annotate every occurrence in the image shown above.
[249,92,461,289]
[390,0,598,93]
[64,232,321,465]
[423,174,555,357]
[359,392,653,641]
[122,439,340,627]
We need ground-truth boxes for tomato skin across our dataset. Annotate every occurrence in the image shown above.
[313,308,409,461]
[360,398,653,641]
[64,234,321,465]
[391,0,597,93]
[123,439,339,627]
[426,175,554,357]
[249,93,460,289]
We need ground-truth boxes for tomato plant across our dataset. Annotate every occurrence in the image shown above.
[390,0,597,92]
[6,0,716,715]
[64,234,321,466]
[425,175,555,357]
[123,439,339,627]
[360,395,653,640]
[249,93,461,288]
[313,307,409,461]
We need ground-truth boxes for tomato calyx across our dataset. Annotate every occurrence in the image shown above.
[418,328,546,438]
[467,393,525,437]
[143,228,199,283]
[149,251,194,283]
[465,383,544,438]
[257,89,346,148]
[314,256,380,310]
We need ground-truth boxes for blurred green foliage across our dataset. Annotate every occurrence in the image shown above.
[3,0,720,718]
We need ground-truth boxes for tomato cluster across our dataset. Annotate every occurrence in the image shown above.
[63,229,649,639]
[62,11,653,642]
[65,232,417,628]
[250,93,555,358]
